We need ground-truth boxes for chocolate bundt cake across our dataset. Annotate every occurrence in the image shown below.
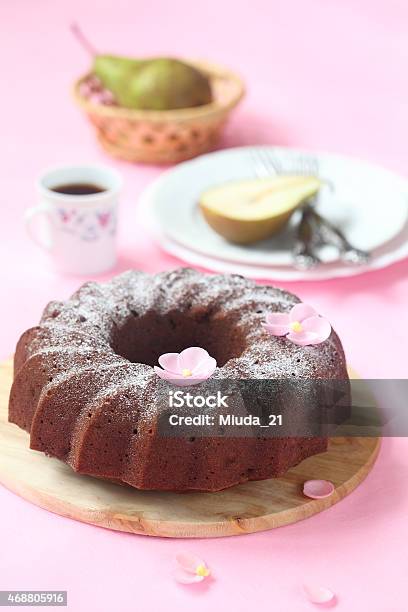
[9,268,348,492]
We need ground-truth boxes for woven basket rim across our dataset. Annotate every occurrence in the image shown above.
[72,59,245,122]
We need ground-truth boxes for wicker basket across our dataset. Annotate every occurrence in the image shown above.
[73,60,245,164]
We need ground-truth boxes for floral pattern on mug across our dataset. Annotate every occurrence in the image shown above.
[57,208,117,241]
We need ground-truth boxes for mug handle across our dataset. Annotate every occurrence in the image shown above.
[24,202,54,251]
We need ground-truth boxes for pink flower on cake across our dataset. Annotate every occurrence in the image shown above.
[155,347,217,387]
[263,303,331,346]
[174,552,211,584]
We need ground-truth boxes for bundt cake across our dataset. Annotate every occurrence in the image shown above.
[9,268,349,492]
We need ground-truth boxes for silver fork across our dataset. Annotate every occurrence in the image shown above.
[251,148,371,267]
[251,149,322,269]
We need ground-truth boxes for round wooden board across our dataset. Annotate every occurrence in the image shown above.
[0,359,380,538]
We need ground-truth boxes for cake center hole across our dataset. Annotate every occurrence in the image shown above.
[110,308,247,368]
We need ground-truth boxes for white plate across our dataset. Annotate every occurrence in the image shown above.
[139,146,408,279]
[153,226,408,281]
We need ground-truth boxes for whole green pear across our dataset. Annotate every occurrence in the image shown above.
[124,58,213,110]
[93,55,144,95]
[93,55,212,110]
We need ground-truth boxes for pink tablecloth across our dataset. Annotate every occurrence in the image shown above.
[1,1,407,610]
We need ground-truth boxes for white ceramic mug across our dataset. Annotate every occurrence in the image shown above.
[26,165,122,275]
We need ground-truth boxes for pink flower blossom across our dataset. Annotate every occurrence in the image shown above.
[263,303,331,346]
[154,347,216,387]
[174,552,211,584]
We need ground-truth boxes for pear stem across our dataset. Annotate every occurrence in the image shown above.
[70,22,97,56]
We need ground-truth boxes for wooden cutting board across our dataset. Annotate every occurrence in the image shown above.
[0,359,380,538]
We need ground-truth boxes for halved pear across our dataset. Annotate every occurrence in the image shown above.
[199,175,321,244]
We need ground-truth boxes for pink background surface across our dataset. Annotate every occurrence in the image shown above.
[1,1,407,610]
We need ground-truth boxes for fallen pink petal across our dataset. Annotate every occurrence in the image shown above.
[174,552,211,585]
[303,480,335,499]
[303,584,335,604]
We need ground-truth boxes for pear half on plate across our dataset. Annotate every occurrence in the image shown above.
[199,176,321,244]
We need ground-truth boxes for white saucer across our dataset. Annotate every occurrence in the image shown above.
[139,146,408,280]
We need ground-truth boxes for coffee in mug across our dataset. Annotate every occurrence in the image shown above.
[25,164,122,275]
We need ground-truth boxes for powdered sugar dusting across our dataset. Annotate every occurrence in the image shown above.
[29,268,346,382]
[12,268,348,490]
